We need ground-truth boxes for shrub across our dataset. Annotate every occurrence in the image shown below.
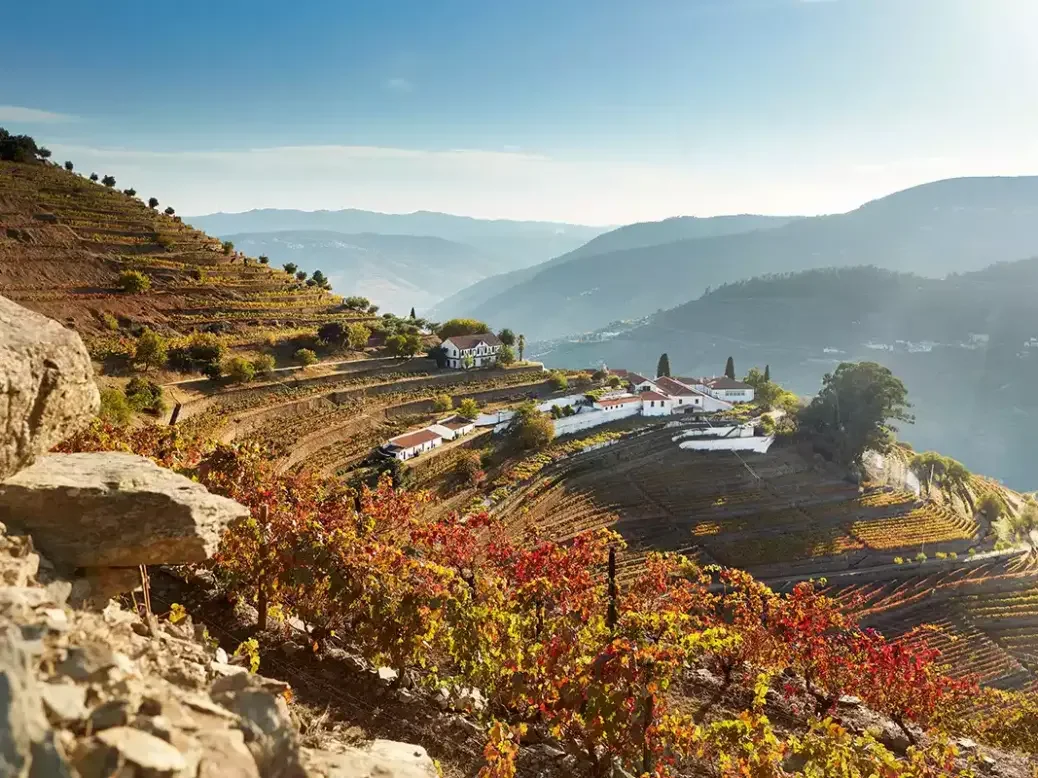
[433,394,453,413]
[760,415,776,435]
[102,312,119,331]
[203,362,223,381]
[89,173,99,182]
[437,318,489,339]
[252,354,276,375]
[454,450,485,486]
[133,328,168,371]
[950,552,958,560]
[348,322,371,350]
[222,240,234,255]
[164,206,175,216]
[296,271,308,282]
[190,267,207,282]
[148,197,159,208]
[123,188,137,196]
[343,295,370,311]
[498,344,516,365]
[102,175,116,188]
[549,371,569,391]
[258,255,269,265]
[457,398,480,420]
[607,375,622,388]
[125,377,165,414]
[517,411,555,450]
[893,556,904,565]
[64,160,74,171]
[497,328,516,346]
[915,551,928,563]
[224,356,256,384]
[978,492,1006,522]
[386,333,422,358]
[98,388,132,424]
[156,234,174,250]
[592,369,608,382]
[283,262,298,275]
[187,332,225,364]
[318,321,347,347]
[295,348,318,367]
[968,548,977,557]
[935,552,948,560]
[118,269,151,294]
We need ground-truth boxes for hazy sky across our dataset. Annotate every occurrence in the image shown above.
[3,0,1038,224]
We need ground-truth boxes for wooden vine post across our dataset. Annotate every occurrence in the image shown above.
[256,504,269,631]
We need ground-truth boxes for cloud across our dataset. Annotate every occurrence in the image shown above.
[0,105,79,123]
[385,77,413,93]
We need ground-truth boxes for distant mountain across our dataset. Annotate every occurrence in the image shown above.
[462,176,1038,340]
[221,230,502,315]
[429,214,796,320]
[539,260,1038,490]
[187,208,607,272]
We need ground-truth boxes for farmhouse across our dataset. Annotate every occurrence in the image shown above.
[428,416,477,441]
[655,376,734,413]
[384,428,443,461]
[677,376,755,403]
[440,333,503,369]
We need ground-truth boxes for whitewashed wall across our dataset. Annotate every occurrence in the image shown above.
[678,436,774,453]
[553,405,641,436]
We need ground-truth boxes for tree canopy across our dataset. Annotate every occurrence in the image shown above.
[498,328,516,346]
[798,361,913,466]
[656,353,671,378]
[0,128,49,162]
[437,318,490,339]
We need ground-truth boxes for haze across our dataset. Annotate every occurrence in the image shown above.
[3,0,1038,223]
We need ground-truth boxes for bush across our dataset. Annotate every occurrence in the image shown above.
[914,551,928,563]
[386,333,422,358]
[433,394,453,413]
[102,312,119,331]
[164,206,175,216]
[133,328,167,371]
[318,321,348,347]
[457,398,480,420]
[125,377,165,414]
[592,369,608,382]
[978,492,1006,522]
[454,450,485,486]
[549,371,569,391]
[156,234,174,250]
[348,322,371,350]
[148,197,159,209]
[517,412,555,450]
[295,348,318,367]
[893,556,904,565]
[437,318,489,339]
[203,362,223,381]
[222,240,234,255]
[343,296,370,311]
[935,552,948,560]
[190,267,207,282]
[295,271,308,282]
[252,354,276,375]
[64,160,74,171]
[102,175,116,188]
[759,415,776,435]
[258,255,269,265]
[283,263,298,275]
[607,375,622,388]
[224,356,256,384]
[123,188,137,197]
[498,344,516,366]
[497,328,516,346]
[89,173,99,182]
[119,269,151,294]
[98,388,132,425]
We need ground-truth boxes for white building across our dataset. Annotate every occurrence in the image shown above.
[384,428,443,461]
[640,390,673,416]
[678,376,755,403]
[440,333,503,369]
[428,416,477,441]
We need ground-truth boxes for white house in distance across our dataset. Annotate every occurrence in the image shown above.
[676,376,755,403]
[427,416,477,441]
[384,428,444,461]
[440,333,503,369]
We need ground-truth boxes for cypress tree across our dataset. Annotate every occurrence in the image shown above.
[409,307,416,319]
[764,364,771,382]
[656,353,671,378]
[725,356,735,380]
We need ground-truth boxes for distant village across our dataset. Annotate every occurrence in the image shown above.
[380,332,759,461]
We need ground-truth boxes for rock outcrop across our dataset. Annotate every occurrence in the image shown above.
[0,294,99,481]
[0,452,250,568]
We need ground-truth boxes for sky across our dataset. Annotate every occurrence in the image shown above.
[3,0,1038,224]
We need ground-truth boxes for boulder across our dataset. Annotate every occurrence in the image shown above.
[302,740,438,778]
[0,296,99,481]
[0,452,249,568]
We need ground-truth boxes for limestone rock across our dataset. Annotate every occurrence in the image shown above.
[0,295,99,481]
[0,452,249,568]
[303,740,438,778]
[94,726,188,772]
[210,671,304,778]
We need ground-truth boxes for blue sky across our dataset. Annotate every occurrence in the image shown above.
[3,0,1037,223]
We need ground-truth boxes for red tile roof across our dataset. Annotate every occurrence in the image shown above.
[640,391,669,402]
[627,372,653,385]
[389,428,442,449]
[597,396,641,408]
[655,377,697,396]
[440,417,475,430]
[442,333,502,350]
[704,376,753,390]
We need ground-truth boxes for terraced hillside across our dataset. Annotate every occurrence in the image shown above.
[0,159,356,347]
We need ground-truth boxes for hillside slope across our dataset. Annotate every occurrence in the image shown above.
[469,175,1038,340]
[0,160,346,342]
[429,213,798,319]
[187,207,607,272]
[222,230,501,315]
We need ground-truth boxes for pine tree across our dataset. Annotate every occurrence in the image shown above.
[410,307,416,319]
[764,364,771,382]
[725,356,735,380]
[656,353,671,378]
